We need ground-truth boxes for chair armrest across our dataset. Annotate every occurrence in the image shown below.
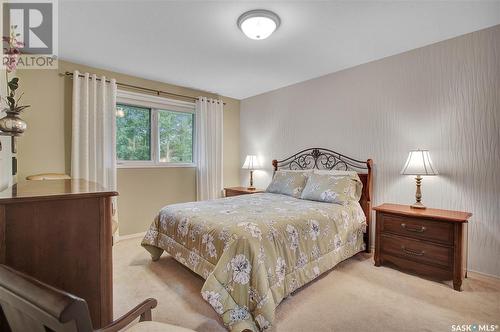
[95,298,158,332]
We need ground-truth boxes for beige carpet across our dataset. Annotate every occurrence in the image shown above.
[114,238,500,332]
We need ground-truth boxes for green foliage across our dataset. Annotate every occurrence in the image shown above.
[116,104,194,163]
[158,110,193,163]
[7,77,19,91]
[2,77,30,113]
[116,104,151,160]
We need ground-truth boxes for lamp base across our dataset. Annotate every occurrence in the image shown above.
[247,170,255,191]
[411,202,426,209]
[411,175,426,209]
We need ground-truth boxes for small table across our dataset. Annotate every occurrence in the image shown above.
[373,203,472,291]
[224,186,264,197]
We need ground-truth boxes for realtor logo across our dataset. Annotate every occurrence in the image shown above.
[3,2,53,54]
[2,0,58,70]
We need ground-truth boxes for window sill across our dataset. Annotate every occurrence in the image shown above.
[117,163,197,169]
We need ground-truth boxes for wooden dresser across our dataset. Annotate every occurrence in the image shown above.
[0,179,118,329]
[373,203,471,291]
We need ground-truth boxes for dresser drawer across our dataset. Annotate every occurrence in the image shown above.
[381,234,452,269]
[380,213,453,244]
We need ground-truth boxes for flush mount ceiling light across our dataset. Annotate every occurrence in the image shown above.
[237,9,281,40]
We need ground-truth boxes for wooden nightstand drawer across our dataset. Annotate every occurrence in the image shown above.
[381,234,452,269]
[225,189,241,197]
[380,213,453,244]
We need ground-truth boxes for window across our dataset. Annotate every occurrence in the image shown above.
[116,91,196,167]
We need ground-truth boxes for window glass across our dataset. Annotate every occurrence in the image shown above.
[116,104,151,161]
[158,110,194,163]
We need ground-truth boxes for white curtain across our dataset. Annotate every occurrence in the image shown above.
[196,97,223,200]
[71,70,117,192]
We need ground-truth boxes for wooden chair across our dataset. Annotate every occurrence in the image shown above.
[0,265,195,332]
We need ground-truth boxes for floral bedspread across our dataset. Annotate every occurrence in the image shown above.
[142,193,366,331]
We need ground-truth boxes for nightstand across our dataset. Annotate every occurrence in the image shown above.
[373,203,472,291]
[224,186,264,197]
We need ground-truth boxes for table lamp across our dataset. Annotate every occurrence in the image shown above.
[401,149,438,209]
[242,155,259,190]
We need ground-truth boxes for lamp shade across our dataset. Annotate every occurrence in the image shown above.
[242,155,259,170]
[401,150,438,175]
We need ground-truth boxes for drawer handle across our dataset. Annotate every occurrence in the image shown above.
[401,223,427,233]
[401,246,425,256]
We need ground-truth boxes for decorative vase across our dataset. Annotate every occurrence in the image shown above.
[0,110,27,135]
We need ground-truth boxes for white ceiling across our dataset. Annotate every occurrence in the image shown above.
[59,1,500,100]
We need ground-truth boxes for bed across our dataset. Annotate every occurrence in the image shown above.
[142,148,373,332]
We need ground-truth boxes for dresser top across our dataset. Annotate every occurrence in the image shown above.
[373,203,472,222]
[0,179,118,204]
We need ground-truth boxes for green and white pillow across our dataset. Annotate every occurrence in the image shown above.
[266,170,309,198]
[300,173,362,204]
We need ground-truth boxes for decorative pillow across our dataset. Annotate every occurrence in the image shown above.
[281,169,313,174]
[266,170,309,198]
[314,169,363,199]
[314,169,358,177]
[300,173,363,204]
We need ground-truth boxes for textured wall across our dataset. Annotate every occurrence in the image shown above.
[240,25,500,276]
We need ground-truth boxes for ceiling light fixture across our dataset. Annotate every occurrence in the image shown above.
[237,9,280,40]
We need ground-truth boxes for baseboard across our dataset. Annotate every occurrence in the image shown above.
[467,268,500,280]
[116,231,146,242]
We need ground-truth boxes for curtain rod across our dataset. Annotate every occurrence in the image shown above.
[62,72,226,105]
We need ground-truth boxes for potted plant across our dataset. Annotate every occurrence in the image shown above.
[0,77,29,135]
[1,25,29,135]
